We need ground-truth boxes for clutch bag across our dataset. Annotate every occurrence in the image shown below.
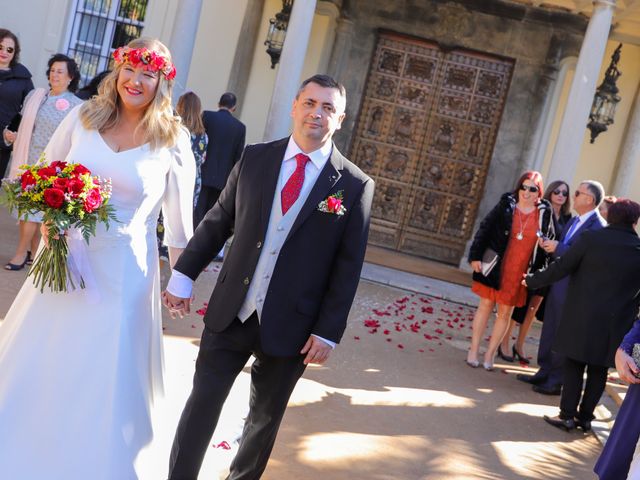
[481,248,499,276]
[632,344,640,377]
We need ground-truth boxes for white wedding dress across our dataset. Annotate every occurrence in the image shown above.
[0,107,195,479]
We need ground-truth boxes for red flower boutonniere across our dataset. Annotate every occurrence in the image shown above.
[318,190,346,216]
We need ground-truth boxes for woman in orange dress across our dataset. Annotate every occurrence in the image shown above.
[466,171,554,370]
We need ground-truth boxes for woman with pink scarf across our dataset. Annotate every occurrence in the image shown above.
[2,53,82,270]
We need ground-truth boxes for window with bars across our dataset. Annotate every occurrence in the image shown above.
[66,0,149,86]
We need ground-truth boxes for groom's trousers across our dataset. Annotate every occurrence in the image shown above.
[168,313,306,480]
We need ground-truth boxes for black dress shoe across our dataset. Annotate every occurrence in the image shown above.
[497,346,514,362]
[575,418,592,432]
[512,346,530,364]
[544,415,576,432]
[532,384,562,395]
[516,373,545,385]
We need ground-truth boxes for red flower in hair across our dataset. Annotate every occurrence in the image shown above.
[128,48,143,65]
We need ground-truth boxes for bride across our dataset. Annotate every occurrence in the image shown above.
[0,38,195,479]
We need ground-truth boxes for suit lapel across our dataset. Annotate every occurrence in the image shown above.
[260,139,289,237]
[285,145,344,242]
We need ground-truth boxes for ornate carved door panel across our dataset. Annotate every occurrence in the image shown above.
[351,33,514,264]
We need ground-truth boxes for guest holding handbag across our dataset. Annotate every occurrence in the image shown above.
[2,53,82,270]
[500,179,571,363]
[466,171,554,371]
[0,28,33,177]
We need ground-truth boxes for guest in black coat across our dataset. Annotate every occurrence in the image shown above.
[501,179,573,363]
[525,199,640,432]
[0,29,33,177]
[467,171,554,371]
[194,91,246,227]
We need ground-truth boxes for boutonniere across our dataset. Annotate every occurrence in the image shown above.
[318,190,346,216]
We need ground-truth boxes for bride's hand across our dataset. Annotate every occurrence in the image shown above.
[161,290,192,319]
[40,223,62,248]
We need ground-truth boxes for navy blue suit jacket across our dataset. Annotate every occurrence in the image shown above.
[201,109,246,190]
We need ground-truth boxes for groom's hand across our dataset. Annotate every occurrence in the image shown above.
[301,336,332,365]
[161,290,192,319]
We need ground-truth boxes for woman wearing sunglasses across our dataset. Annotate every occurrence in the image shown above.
[466,171,554,370]
[0,29,34,177]
[500,179,572,363]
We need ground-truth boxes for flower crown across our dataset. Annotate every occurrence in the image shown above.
[112,46,177,80]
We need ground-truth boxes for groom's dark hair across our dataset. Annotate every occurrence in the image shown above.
[296,74,346,101]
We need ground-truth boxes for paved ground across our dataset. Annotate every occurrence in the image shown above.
[0,208,612,479]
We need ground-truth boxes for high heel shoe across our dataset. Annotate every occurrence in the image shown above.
[465,358,480,368]
[483,360,494,372]
[497,345,514,363]
[512,345,530,364]
[4,254,29,271]
[26,251,33,266]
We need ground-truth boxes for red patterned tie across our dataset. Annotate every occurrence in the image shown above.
[281,153,310,215]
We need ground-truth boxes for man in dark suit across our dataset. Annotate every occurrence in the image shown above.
[524,199,640,432]
[163,74,374,480]
[194,92,246,228]
[517,180,606,395]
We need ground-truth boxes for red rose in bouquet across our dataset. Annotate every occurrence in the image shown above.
[72,164,91,176]
[21,171,36,190]
[2,157,116,293]
[67,178,85,197]
[50,160,68,171]
[43,188,65,209]
[52,177,69,190]
[37,166,57,180]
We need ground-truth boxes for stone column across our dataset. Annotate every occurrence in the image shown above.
[227,0,266,116]
[612,84,640,196]
[263,0,318,142]
[546,0,616,183]
[168,0,204,99]
[327,17,354,80]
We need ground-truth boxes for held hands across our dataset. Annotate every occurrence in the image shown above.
[615,348,640,384]
[521,273,529,287]
[3,128,16,145]
[470,260,482,273]
[161,290,192,319]
[300,335,332,365]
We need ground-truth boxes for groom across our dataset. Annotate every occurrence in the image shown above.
[163,74,374,479]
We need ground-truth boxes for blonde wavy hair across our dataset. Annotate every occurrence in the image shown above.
[79,37,181,150]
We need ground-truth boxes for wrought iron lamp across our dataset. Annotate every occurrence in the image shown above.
[264,0,294,69]
[587,44,622,144]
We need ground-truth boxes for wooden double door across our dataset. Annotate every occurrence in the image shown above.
[351,33,514,264]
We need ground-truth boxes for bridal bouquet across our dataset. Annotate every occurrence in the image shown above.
[2,157,116,293]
